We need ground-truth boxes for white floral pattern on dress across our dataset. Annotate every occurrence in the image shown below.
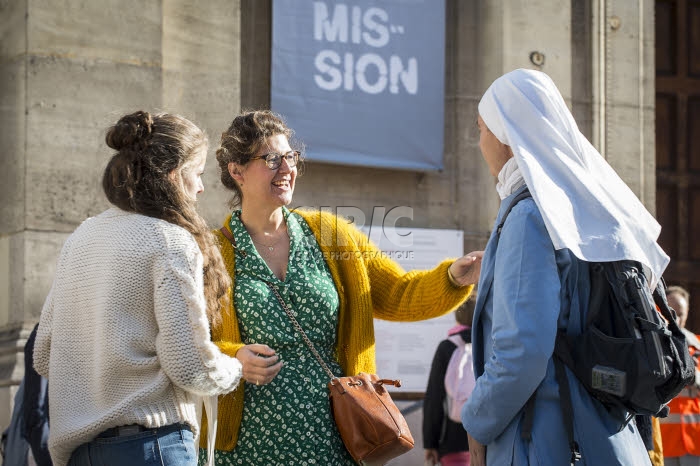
[199,208,355,465]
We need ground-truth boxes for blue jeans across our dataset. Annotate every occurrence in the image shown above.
[67,423,197,466]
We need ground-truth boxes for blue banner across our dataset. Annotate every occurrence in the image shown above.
[271,0,445,171]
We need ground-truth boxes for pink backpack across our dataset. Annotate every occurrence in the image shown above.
[444,334,476,422]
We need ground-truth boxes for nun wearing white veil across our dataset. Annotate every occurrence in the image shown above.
[461,69,667,466]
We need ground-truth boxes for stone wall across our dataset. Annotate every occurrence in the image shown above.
[0,0,242,427]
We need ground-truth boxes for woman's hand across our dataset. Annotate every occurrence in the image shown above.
[424,448,439,465]
[468,433,486,466]
[236,344,284,386]
[449,251,484,286]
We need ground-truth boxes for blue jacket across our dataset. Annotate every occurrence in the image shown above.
[462,186,651,465]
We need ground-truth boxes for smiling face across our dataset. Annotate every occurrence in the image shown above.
[477,115,513,177]
[229,133,297,210]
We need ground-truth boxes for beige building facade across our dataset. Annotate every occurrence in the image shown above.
[0,0,656,459]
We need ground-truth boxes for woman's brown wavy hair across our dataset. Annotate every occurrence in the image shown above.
[216,109,303,208]
[102,110,230,325]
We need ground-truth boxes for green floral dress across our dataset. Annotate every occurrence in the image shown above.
[199,208,356,465]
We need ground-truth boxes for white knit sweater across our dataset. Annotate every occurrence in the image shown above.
[33,208,242,466]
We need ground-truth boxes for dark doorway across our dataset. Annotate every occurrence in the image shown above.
[656,0,700,331]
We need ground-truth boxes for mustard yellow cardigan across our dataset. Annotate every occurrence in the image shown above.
[200,209,473,450]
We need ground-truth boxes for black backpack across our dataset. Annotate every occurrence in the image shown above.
[556,260,694,417]
[498,189,695,463]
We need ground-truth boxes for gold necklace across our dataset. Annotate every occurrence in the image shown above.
[251,229,289,252]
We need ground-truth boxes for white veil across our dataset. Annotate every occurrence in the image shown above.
[478,69,669,287]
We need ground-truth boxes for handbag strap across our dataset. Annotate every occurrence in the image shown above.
[220,224,366,385]
[218,226,332,376]
[220,226,235,245]
[264,282,337,382]
[267,283,403,390]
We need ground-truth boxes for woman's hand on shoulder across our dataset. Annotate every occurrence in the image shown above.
[448,251,484,287]
[236,344,284,386]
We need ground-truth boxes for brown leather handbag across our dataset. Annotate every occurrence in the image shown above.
[265,283,415,465]
[327,373,414,465]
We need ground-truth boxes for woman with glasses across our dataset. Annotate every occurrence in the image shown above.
[197,109,483,465]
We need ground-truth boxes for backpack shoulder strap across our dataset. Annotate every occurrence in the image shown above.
[495,189,549,444]
[497,188,532,236]
[554,357,582,464]
[447,334,465,347]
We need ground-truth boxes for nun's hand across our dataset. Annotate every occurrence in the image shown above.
[468,433,486,466]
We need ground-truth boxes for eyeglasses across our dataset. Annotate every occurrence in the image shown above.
[250,150,300,170]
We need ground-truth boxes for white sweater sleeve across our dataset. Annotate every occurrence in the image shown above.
[34,232,75,379]
[33,283,54,379]
[152,237,242,396]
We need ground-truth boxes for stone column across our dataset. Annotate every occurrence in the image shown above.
[456,0,574,250]
[458,0,655,249]
[591,0,656,210]
[0,0,241,428]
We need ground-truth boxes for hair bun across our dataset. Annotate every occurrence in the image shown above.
[106,111,154,151]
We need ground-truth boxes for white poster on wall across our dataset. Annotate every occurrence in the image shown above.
[361,224,464,392]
